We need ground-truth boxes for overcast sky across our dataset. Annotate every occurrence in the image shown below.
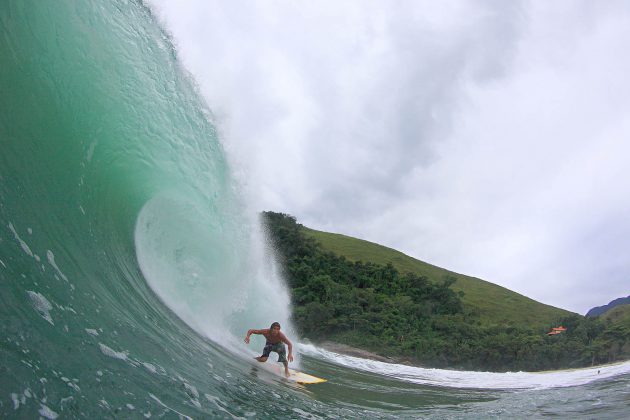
[150,0,630,315]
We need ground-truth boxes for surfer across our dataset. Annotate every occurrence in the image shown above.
[245,322,294,377]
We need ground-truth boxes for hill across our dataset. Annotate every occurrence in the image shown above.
[601,304,630,361]
[602,303,630,325]
[304,228,573,328]
[263,212,629,371]
[586,295,630,317]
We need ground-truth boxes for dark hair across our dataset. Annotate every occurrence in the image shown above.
[270,322,281,329]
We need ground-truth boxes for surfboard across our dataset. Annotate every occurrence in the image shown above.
[266,364,327,384]
[287,368,327,385]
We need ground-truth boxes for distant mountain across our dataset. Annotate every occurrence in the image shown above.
[586,295,630,317]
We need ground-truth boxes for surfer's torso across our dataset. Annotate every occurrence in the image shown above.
[261,329,288,344]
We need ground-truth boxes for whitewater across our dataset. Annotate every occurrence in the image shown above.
[1,1,629,418]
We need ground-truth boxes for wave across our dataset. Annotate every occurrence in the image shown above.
[2,0,630,418]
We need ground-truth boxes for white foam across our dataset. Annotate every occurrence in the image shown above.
[98,343,129,361]
[205,394,244,419]
[183,382,199,399]
[10,393,19,410]
[9,223,34,257]
[149,393,193,420]
[39,404,59,419]
[143,362,157,374]
[26,291,54,325]
[66,382,80,392]
[293,407,323,420]
[300,343,630,390]
[46,250,69,282]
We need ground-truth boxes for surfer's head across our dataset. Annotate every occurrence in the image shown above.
[270,322,281,335]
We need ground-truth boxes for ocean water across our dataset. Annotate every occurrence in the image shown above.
[1,1,629,418]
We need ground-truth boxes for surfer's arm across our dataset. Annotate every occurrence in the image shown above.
[244,329,265,344]
[281,333,294,362]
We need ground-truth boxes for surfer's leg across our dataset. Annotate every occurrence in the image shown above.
[282,361,290,377]
[274,343,288,363]
[257,343,273,363]
[274,343,290,377]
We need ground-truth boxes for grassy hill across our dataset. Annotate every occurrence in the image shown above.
[304,227,574,328]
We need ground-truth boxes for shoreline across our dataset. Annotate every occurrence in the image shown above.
[314,342,630,373]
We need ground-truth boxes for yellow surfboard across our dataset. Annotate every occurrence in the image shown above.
[267,364,327,384]
[287,368,327,385]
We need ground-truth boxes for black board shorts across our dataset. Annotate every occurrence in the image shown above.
[261,341,287,363]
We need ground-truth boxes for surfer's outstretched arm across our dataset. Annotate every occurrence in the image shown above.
[244,328,265,344]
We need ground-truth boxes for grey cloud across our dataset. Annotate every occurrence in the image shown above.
[150,0,630,314]
[299,1,527,224]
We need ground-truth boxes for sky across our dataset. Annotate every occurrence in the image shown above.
[149,0,630,315]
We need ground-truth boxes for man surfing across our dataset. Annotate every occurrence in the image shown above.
[245,322,294,377]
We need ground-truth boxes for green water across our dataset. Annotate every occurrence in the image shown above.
[1,1,629,418]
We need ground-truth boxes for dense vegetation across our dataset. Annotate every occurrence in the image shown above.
[263,211,630,371]
[303,228,573,328]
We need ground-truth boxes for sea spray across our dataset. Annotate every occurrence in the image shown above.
[134,189,296,355]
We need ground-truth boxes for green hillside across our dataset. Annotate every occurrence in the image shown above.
[264,212,629,370]
[304,228,574,328]
[603,304,630,326]
[601,304,630,360]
